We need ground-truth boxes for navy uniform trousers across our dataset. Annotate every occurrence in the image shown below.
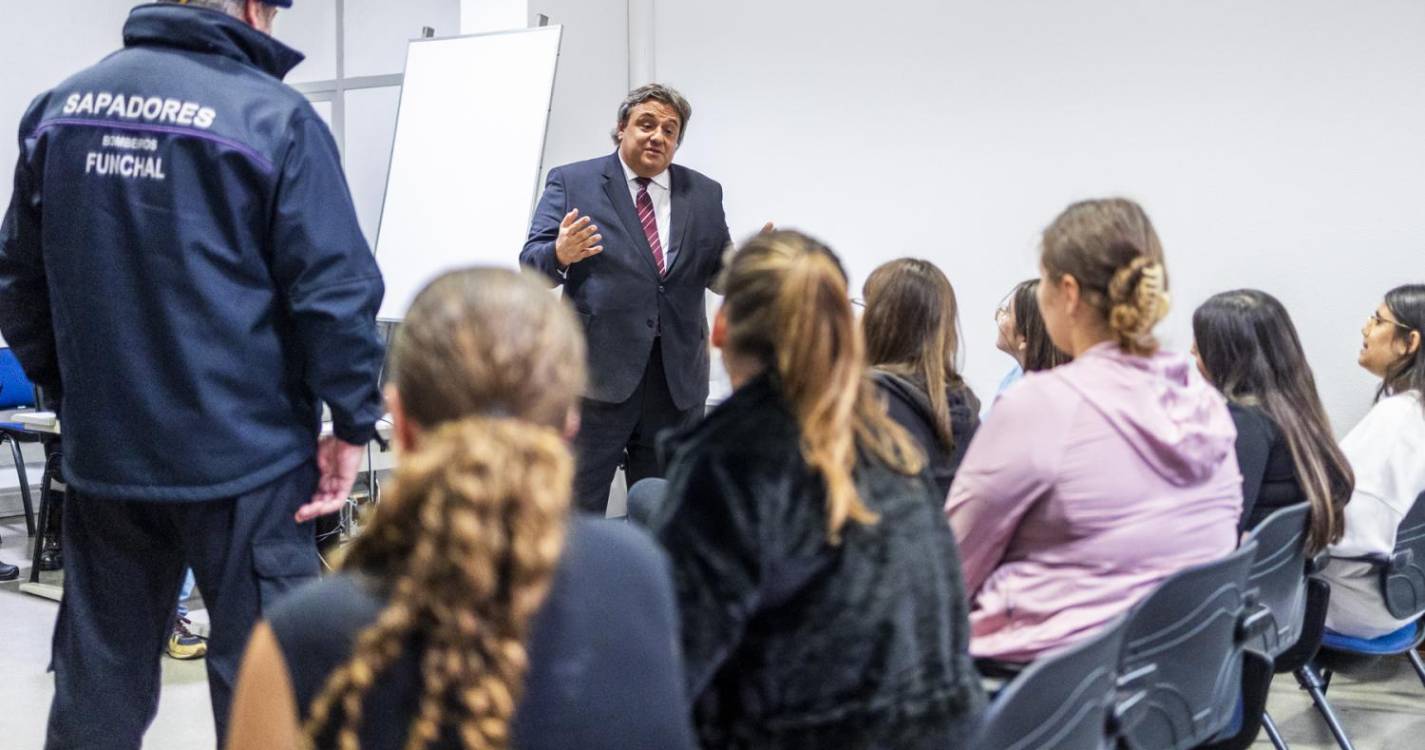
[572,339,701,515]
[45,462,320,750]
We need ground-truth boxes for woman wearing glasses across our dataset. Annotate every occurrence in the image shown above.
[984,280,1071,418]
[1321,284,1425,638]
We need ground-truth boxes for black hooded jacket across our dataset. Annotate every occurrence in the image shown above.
[873,369,981,499]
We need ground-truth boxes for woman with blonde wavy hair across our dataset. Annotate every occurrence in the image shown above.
[946,198,1243,669]
[226,268,694,750]
[644,230,985,748]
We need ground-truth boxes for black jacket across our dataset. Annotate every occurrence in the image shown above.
[519,153,730,410]
[1229,403,1304,532]
[873,369,981,499]
[648,373,985,749]
[0,6,384,500]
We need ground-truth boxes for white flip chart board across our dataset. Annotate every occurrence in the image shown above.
[374,26,562,319]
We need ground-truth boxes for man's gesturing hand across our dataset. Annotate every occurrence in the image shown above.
[555,209,603,268]
[294,436,365,523]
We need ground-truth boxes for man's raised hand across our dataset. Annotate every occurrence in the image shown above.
[555,209,604,267]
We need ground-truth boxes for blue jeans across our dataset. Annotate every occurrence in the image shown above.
[176,569,196,620]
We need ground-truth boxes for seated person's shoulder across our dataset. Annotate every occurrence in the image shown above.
[1228,402,1276,441]
[561,516,674,594]
[991,366,1081,422]
[686,404,801,477]
[263,574,386,674]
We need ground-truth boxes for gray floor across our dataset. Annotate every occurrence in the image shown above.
[1,515,1423,749]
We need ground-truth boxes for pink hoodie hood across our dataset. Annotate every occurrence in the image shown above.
[1053,342,1237,486]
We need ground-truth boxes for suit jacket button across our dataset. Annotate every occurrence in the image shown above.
[658,284,666,293]
[647,319,655,328]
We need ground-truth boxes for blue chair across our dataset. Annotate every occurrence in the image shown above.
[0,349,38,537]
[1295,490,1425,750]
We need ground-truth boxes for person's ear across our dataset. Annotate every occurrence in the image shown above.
[385,385,418,452]
[711,305,729,349]
[1406,329,1422,357]
[1060,274,1082,316]
[244,0,275,34]
[563,406,581,442]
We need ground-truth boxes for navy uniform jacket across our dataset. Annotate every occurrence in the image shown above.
[0,5,385,501]
[520,153,730,411]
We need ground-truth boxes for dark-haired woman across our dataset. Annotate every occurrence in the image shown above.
[863,258,981,497]
[1322,284,1425,638]
[226,268,694,750]
[647,231,984,748]
[1191,289,1353,548]
[984,279,1071,418]
[946,199,1241,664]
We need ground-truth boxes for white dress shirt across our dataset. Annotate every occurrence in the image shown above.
[620,157,674,269]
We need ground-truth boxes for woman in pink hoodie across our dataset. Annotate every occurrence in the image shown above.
[945,198,1243,665]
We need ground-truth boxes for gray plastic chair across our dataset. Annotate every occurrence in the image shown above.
[1115,541,1267,750]
[971,615,1127,750]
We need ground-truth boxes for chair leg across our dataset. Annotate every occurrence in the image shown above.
[27,450,60,584]
[9,438,34,537]
[1261,712,1289,750]
[1296,664,1355,750]
[1407,649,1425,689]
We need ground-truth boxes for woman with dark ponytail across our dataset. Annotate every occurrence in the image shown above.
[1191,289,1354,546]
[226,268,694,750]
[1321,284,1425,638]
[946,198,1242,666]
[645,230,984,749]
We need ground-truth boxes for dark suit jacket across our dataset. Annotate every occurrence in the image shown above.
[521,152,730,410]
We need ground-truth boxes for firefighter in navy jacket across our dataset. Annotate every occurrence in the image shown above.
[0,1,384,745]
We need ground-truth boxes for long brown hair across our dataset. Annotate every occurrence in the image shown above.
[1193,289,1354,552]
[720,230,923,543]
[862,258,973,452]
[303,268,586,750]
[1010,279,1072,372]
[1041,198,1170,356]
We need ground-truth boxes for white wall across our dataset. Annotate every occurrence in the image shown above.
[653,0,1425,434]
[527,0,629,174]
[278,0,460,243]
[0,1,134,225]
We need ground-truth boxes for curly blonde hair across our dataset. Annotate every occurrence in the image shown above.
[302,267,586,750]
[1041,198,1171,356]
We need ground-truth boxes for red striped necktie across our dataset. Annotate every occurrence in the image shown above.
[634,177,666,276]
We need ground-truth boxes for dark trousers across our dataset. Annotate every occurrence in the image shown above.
[46,462,320,750]
[573,339,701,514]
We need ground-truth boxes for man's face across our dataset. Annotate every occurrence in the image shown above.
[617,100,681,178]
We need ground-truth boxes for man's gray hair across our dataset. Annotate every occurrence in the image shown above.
[159,0,246,18]
[611,84,692,145]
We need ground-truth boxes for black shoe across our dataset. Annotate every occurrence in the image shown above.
[38,547,62,572]
[37,534,62,572]
[0,561,18,581]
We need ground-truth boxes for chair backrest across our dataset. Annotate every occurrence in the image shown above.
[1242,503,1312,657]
[1381,491,1425,619]
[1115,541,1258,750]
[973,616,1127,750]
[0,349,35,410]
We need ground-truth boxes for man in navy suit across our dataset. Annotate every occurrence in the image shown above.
[521,84,732,514]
